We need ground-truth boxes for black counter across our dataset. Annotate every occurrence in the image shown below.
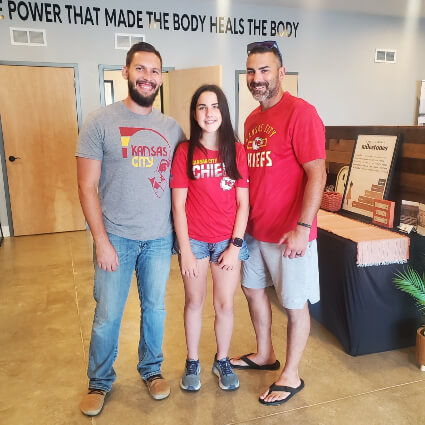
[309,228,420,356]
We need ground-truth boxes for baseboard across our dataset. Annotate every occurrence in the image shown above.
[1,225,10,237]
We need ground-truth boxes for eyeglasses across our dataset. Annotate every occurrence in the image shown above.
[247,40,283,62]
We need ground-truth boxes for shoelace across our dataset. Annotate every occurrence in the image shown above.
[88,388,106,395]
[186,360,199,375]
[217,358,232,376]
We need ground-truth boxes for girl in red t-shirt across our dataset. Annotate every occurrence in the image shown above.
[171,84,249,392]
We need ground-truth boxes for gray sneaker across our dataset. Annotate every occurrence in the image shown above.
[180,359,201,391]
[212,355,240,391]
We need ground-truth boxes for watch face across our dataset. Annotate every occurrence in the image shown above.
[232,237,243,247]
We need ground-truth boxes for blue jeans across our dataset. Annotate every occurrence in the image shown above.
[87,232,173,392]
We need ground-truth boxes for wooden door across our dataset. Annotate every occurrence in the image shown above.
[0,65,85,236]
[237,72,298,140]
[165,65,222,137]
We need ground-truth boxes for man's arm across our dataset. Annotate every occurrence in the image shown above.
[279,158,326,258]
[77,157,119,271]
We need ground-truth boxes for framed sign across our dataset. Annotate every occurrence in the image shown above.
[372,199,395,228]
[342,134,400,218]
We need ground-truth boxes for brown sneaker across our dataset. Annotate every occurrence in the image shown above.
[144,375,170,400]
[80,388,107,416]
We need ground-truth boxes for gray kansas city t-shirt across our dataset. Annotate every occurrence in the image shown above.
[76,101,185,241]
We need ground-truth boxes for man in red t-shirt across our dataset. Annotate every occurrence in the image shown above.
[230,41,326,406]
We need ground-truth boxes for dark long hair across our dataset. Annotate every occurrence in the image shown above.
[187,84,241,181]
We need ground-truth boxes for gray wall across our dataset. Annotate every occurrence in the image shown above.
[1,0,424,233]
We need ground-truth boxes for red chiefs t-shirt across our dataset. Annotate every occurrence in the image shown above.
[244,92,325,243]
[170,141,249,243]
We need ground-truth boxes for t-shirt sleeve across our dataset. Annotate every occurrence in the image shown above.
[235,142,250,188]
[75,112,104,161]
[170,143,189,188]
[292,103,326,164]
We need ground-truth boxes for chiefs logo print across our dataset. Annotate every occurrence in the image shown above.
[246,137,267,150]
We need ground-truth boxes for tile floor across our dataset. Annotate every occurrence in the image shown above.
[0,231,424,425]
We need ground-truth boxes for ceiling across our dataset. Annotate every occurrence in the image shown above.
[226,0,425,19]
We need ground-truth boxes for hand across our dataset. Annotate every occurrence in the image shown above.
[95,240,119,272]
[279,226,310,259]
[180,252,199,278]
[217,245,239,271]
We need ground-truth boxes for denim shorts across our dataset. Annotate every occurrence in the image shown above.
[177,237,249,263]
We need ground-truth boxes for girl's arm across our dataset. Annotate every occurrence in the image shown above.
[217,186,250,270]
[172,188,199,278]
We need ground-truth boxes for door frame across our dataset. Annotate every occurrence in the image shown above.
[0,114,12,237]
[98,64,123,107]
[0,61,83,237]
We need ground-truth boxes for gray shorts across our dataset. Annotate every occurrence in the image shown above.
[241,233,320,309]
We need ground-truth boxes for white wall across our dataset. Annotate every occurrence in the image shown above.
[1,0,424,231]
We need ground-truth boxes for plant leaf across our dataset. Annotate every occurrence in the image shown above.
[393,267,425,311]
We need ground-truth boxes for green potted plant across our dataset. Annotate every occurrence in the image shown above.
[394,264,425,370]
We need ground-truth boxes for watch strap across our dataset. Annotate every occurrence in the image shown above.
[231,237,244,248]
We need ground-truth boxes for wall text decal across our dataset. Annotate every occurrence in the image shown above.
[4,1,300,37]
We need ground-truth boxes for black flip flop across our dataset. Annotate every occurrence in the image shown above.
[259,379,305,406]
[230,353,281,370]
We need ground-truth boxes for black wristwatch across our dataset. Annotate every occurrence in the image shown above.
[231,237,244,248]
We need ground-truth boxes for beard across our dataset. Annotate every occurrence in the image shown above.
[128,79,160,107]
[248,79,280,102]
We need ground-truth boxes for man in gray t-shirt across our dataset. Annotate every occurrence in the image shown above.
[77,42,185,416]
